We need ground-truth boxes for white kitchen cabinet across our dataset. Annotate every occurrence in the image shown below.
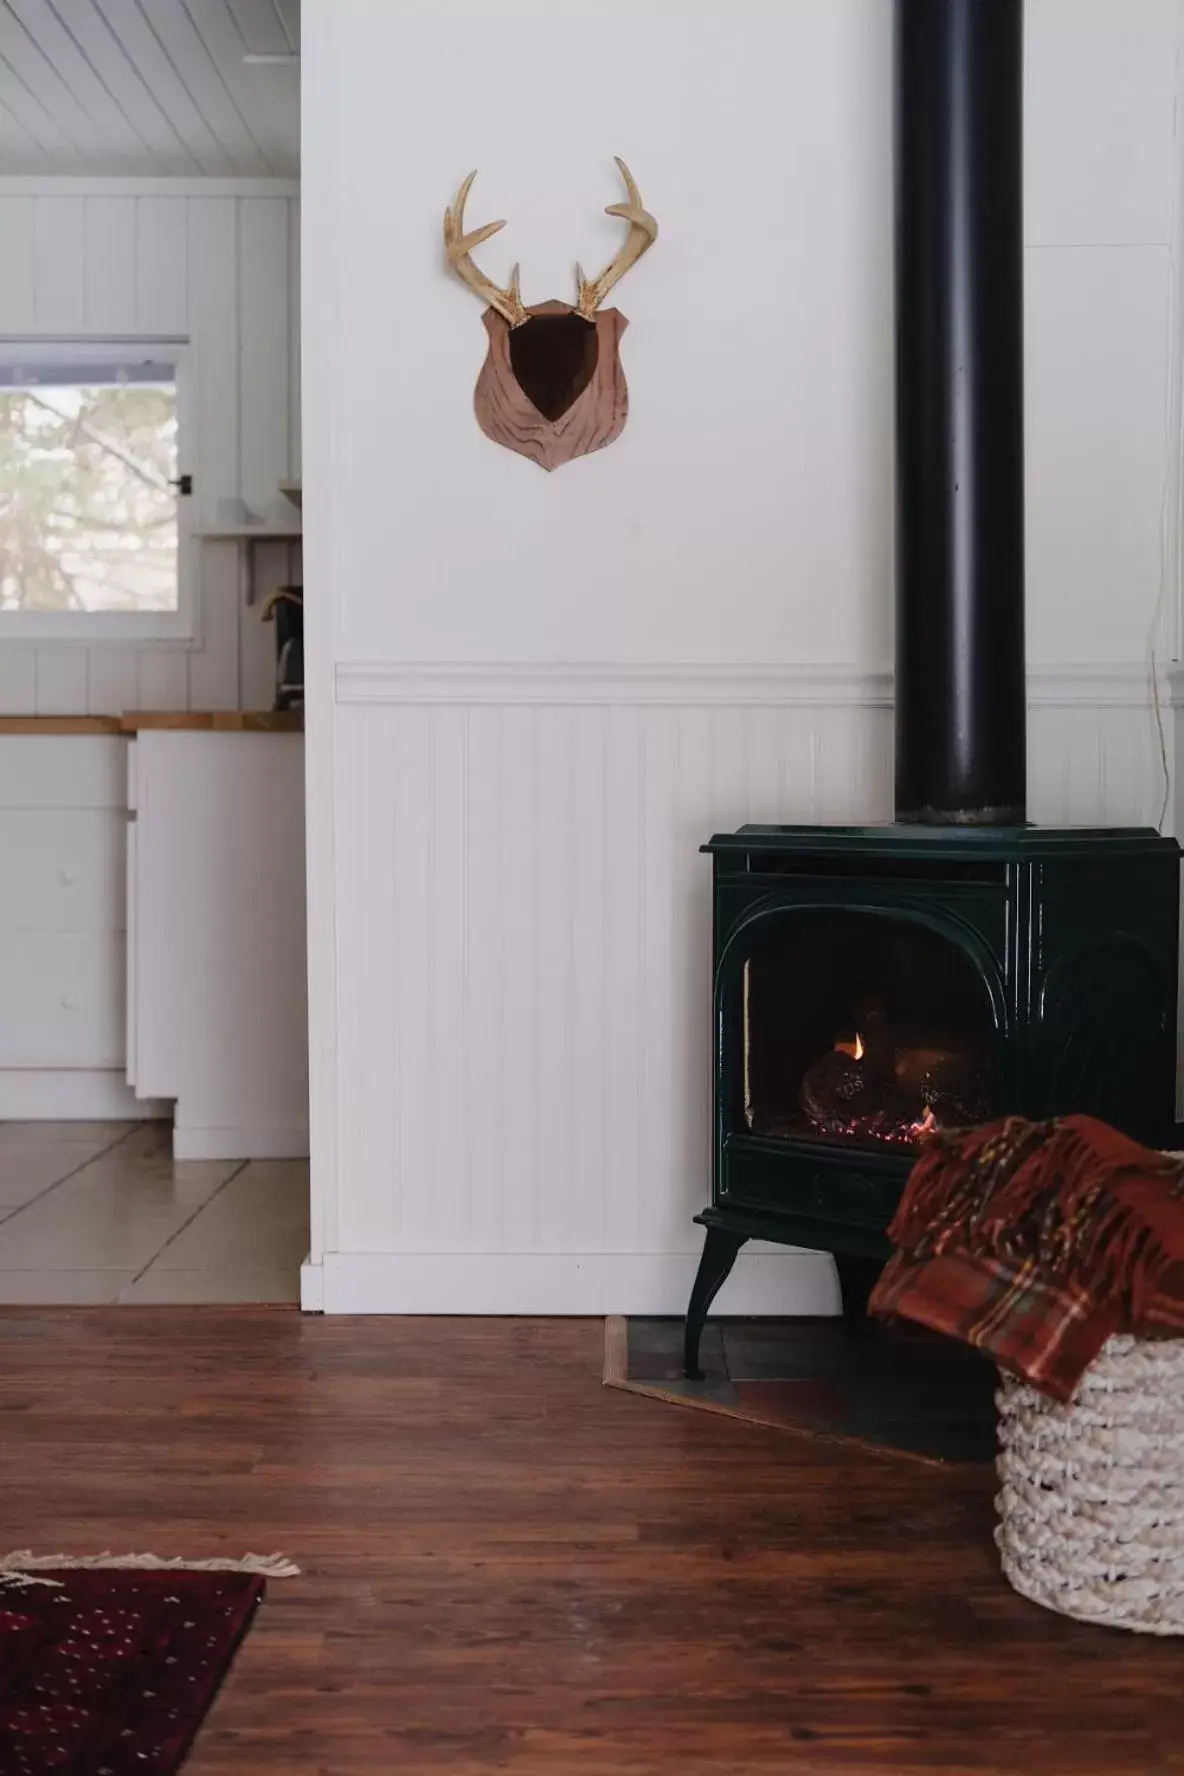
[0,735,141,1117]
[127,730,309,1159]
[0,932,124,1068]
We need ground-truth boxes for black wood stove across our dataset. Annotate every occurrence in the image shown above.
[683,0,1182,1375]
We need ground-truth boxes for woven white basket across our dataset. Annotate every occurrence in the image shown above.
[996,1335,1184,1634]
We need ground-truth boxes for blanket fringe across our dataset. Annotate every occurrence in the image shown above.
[0,1550,299,1579]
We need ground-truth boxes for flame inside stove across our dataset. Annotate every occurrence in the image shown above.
[804,1032,944,1146]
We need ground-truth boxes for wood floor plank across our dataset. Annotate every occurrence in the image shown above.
[0,1310,1179,1774]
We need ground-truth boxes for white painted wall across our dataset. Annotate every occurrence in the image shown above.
[0,179,300,714]
[302,0,1184,1313]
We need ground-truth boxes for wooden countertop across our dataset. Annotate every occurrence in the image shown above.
[0,711,303,735]
[121,711,304,732]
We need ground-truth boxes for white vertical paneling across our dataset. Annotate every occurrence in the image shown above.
[427,704,469,1253]
[135,197,188,331]
[135,649,188,711]
[86,649,140,716]
[462,704,507,1255]
[0,650,37,715]
[0,197,36,330]
[533,705,575,1251]
[33,648,88,714]
[238,197,292,509]
[32,196,85,331]
[185,549,241,710]
[493,705,541,1254]
[0,186,298,716]
[187,197,239,518]
[83,195,136,331]
[187,194,242,712]
[635,709,679,1255]
[335,703,398,1252]
[331,668,1172,1294]
[568,707,609,1250]
[597,705,647,1255]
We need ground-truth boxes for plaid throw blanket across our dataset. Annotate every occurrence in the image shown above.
[869,1114,1184,1401]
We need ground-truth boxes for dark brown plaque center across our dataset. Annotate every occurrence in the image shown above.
[508,312,599,420]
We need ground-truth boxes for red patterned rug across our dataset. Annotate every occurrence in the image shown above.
[0,1566,269,1773]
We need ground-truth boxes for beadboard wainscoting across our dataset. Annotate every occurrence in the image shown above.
[304,660,1179,1314]
[0,179,300,716]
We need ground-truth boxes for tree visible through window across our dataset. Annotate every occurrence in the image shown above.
[0,356,179,615]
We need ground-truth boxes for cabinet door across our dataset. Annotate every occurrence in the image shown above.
[130,731,308,1154]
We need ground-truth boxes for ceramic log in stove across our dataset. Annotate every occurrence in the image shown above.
[683,0,1183,1376]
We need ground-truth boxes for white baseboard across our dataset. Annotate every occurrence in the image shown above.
[300,1259,324,1311]
[0,1070,167,1121]
[173,1124,310,1161]
[315,1249,841,1316]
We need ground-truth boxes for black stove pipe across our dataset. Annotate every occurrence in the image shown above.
[894,0,1026,825]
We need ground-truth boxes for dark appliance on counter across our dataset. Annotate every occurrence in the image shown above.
[262,587,303,710]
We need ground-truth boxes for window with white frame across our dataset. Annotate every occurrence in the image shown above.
[0,343,191,639]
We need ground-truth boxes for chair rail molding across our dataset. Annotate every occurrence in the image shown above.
[335,659,1181,709]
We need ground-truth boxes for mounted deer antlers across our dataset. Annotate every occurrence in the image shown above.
[444,159,658,470]
[444,171,529,329]
[575,158,659,320]
[443,159,658,323]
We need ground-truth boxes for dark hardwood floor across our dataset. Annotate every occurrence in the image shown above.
[0,1310,1179,1774]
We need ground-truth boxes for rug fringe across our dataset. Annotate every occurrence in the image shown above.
[0,1550,300,1578]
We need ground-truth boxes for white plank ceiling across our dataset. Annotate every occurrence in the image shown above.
[0,0,299,177]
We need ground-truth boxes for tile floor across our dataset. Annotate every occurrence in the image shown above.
[0,1121,309,1304]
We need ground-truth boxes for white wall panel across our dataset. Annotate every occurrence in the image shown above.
[135,647,188,711]
[85,647,139,717]
[321,665,1175,1311]
[187,196,239,509]
[83,194,135,330]
[0,186,299,716]
[33,647,88,715]
[1026,245,1171,667]
[0,195,35,329]
[1025,0,1178,248]
[32,192,84,330]
[134,196,188,331]
[0,648,36,714]
[239,197,294,510]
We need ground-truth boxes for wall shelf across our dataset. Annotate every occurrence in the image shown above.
[191,527,302,603]
[193,527,303,540]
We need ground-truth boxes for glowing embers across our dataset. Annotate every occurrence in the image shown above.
[793,1004,985,1146]
[740,918,995,1153]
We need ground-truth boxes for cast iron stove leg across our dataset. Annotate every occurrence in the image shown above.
[834,1254,885,1330]
[683,1227,746,1379]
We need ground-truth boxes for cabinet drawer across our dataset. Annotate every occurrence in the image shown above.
[0,811,125,933]
[0,933,125,1067]
[0,737,126,809]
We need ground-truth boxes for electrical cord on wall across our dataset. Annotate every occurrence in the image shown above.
[1150,36,1184,835]
[1150,253,1175,831]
